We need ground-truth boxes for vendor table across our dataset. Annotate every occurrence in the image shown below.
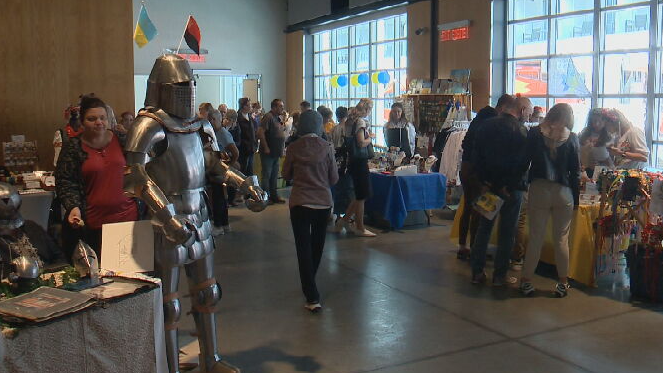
[1,279,168,373]
[450,197,600,286]
[366,172,447,229]
[18,190,54,230]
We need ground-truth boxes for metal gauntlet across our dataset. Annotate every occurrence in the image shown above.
[239,175,268,212]
[125,164,194,245]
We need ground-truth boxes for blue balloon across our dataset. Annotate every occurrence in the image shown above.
[337,75,348,87]
[358,73,369,86]
[378,71,390,84]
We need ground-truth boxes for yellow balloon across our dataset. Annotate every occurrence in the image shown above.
[371,72,380,84]
[330,76,339,88]
[350,74,360,87]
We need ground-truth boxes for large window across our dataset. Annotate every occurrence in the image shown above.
[501,0,663,166]
[313,13,408,146]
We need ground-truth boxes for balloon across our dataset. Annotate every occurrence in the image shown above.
[358,73,369,86]
[337,75,348,87]
[378,71,390,84]
[350,74,360,87]
[371,72,380,84]
[330,76,339,88]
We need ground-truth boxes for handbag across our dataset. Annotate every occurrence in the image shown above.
[345,120,374,160]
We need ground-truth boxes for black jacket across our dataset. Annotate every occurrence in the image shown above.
[238,114,255,155]
[461,106,498,163]
[524,126,581,206]
[472,113,528,194]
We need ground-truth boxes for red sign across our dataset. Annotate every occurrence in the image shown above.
[177,53,206,63]
[440,26,469,42]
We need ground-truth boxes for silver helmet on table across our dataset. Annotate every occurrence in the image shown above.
[144,54,196,119]
[0,183,24,230]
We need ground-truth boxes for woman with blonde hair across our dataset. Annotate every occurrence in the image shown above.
[520,103,580,298]
[335,98,377,237]
[603,109,649,169]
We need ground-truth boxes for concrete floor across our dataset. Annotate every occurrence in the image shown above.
[176,201,663,373]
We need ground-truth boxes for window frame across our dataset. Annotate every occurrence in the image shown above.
[311,13,408,146]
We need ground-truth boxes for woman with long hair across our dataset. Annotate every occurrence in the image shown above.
[383,102,416,158]
[578,108,614,179]
[520,103,580,298]
[334,98,377,237]
[604,109,649,169]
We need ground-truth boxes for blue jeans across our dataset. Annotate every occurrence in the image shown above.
[470,190,524,279]
[260,153,281,199]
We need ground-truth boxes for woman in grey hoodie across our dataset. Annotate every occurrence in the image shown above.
[283,110,339,312]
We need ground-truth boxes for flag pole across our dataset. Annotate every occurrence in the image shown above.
[176,15,191,54]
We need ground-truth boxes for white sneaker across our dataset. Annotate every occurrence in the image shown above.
[222,225,232,234]
[333,218,346,233]
[353,228,377,237]
[212,226,225,236]
[304,302,322,312]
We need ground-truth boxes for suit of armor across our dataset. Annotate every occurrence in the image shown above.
[124,54,267,373]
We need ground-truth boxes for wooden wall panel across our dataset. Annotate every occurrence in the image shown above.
[438,0,491,109]
[0,0,134,170]
[286,31,305,113]
[407,1,432,82]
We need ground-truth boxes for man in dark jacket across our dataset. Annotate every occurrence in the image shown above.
[470,96,533,286]
[456,94,515,259]
[237,97,256,176]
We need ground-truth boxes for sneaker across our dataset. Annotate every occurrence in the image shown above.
[333,218,346,233]
[554,282,570,298]
[510,259,524,271]
[212,226,225,236]
[492,276,518,287]
[520,281,535,296]
[304,302,322,313]
[222,225,232,234]
[471,272,487,284]
[457,247,471,260]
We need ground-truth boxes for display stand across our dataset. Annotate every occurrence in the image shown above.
[402,94,472,134]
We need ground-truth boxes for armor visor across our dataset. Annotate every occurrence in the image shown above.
[159,81,196,119]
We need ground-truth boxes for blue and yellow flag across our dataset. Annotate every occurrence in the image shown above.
[134,5,157,48]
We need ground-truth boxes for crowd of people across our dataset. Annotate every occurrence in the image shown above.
[48,89,651,309]
[458,94,649,297]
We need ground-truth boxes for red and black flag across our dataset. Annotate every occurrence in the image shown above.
[184,16,201,55]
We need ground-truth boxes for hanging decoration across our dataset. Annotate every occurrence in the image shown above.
[330,76,339,88]
[371,72,380,84]
[350,74,361,87]
[358,73,369,86]
[378,71,391,84]
[337,75,348,87]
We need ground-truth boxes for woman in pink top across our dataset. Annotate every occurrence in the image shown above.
[56,95,138,258]
[283,110,339,312]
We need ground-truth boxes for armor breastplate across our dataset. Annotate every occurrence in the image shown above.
[146,130,207,195]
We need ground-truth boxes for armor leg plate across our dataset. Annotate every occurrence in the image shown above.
[185,253,236,372]
[155,242,182,373]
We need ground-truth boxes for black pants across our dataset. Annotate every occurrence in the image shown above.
[239,152,254,176]
[290,206,330,303]
[227,186,237,205]
[211,183,229,227]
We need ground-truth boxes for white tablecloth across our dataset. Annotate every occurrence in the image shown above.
[18,191,54,230]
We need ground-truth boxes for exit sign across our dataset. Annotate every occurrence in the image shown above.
[177,53,206,63]
[438,20,471,42]
[440,26,469,42]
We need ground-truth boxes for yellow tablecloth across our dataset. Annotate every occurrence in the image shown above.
[450,196,600,286]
